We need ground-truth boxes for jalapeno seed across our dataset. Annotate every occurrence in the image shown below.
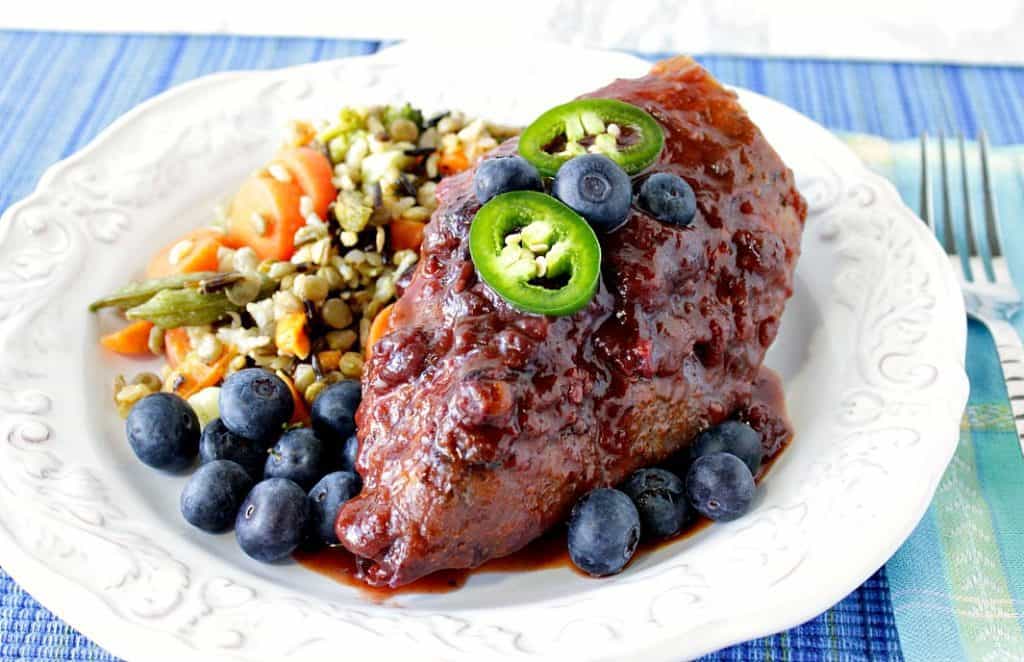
[469,191,601,316]
[519,99,664,177]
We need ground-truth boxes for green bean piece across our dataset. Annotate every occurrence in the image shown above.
[125,289,238,328]
[88,272,221,312]
[124,275,276,328]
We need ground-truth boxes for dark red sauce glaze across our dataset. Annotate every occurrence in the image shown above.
[336,56,806,588]
[300,367,791,598]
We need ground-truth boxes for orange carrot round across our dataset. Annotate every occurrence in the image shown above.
[366,303,395,359]
[164,327,191,368]
[226,174,305,261]
[275,312,311,359]
[389,218,425,252]
[169,351,233,399]
[439,149,470,176]
[146,229,224,279]
[100,320,154,356]
[277,370,310,425]
[274,146,337,220]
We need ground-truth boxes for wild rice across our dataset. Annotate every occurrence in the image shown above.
[113,103,520,415]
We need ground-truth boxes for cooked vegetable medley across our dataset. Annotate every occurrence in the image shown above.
[96,104,519,415]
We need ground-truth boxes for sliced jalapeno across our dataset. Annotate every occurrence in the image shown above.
[469,191,601,316]
[519,99,664,177]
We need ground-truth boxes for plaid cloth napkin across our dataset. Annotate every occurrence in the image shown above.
[846,136,1024,661]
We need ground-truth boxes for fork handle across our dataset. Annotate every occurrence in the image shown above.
[981,317,1024,455]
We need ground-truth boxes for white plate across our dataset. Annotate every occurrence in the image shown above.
[0,43,967,661]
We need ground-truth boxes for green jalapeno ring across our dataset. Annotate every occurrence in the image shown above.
[469,191,601,316]
[518,99,664,177]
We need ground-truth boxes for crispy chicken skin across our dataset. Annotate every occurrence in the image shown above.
[336,57,806,587]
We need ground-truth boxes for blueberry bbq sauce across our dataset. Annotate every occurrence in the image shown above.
[295,366,791,600]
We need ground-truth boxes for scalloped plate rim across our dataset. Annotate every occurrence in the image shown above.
[0,43,969,662]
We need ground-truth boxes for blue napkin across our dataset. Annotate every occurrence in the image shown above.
[844,134,1024,662]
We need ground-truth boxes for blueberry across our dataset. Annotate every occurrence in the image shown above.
[473,156,543,204]
[567,488,641,577]
[264,428,324,489]
[552,154,632,232]
[235,478,309,562]
[306,471,362,546]
[219,369,293,442]
[638,173,696,226]
[311,380,361,443]
[620,468,690,540]
[125,392,200,472]
[199,418,269,479]
[690,420,763,475]
[685,452,755,522]
[336,434,359,473]
[180,460,253,533]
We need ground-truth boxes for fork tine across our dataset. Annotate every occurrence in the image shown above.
[979,130,1004,260]
[959,133,993,281]
[939,130,972,278]
[920,133,936,233]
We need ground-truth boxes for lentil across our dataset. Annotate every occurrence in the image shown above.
[389,118,419,143]
[304,380,326,404]
[319,265,343,290]
[115,383,155,418]
[293,363,316,392]
[326,329,357,351]
[339,352,364,378]
[321,298,353,329]
[294,274,329,303]
[132,372,163,391]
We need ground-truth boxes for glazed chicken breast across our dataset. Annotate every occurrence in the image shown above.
[336,56,806,587]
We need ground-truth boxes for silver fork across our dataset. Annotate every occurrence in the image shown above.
[921,131,1024,454]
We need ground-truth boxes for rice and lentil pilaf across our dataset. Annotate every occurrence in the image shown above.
[96,104,519,419]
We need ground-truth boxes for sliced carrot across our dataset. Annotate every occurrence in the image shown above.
[146,228,224,279]
[316,350,342,372]
[164,327,191,368]
[389,218,425,252]
[365,303,394,359]
[274,146,337,220]
[439,149,470,176]
[277,370,310,425]
[167,351,233,399]
[226,174,305,261]
[100,320,154,356]
[275,312,310,359]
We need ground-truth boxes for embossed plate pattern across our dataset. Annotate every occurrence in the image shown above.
[0,44,967,661]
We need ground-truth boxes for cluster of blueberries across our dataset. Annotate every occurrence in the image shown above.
[126,366,762,577]
[567,421,763,577]
[125,368,363,562]
[475,152,698,230]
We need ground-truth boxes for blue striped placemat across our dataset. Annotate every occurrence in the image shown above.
[2,31,1022,661]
